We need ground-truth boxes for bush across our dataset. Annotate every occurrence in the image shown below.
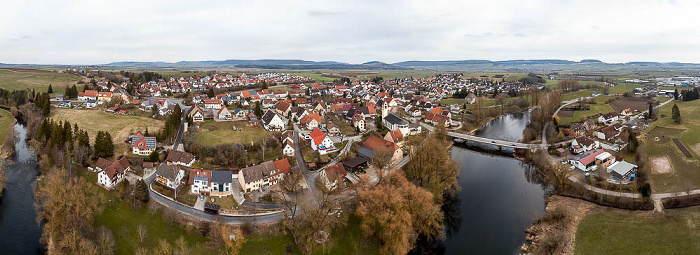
[662,193,700,209]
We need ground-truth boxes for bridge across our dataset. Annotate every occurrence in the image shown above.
[420,123,544,150]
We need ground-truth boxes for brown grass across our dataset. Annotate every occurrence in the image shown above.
[608,97,655,112]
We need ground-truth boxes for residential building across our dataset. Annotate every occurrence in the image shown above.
[130,133,157,155]
[210,170,233,197]
[166,149,196,167]
[384,130,405,147]
[96,157,131,189]
[598,112,619,124]
[189,169,212,194]
[155,164,186,189]
[362,136,403,164]
[218,107,232,120]
[309,128,335,154]
[261,110,285,131]
[189,104,205,122]
[383,113,410,136]
[238,158,292,192]
[319,162,346,190]
[204,98,223,109]
[568,149,615,172]
[570,136,599,154]
[78,90,98,101]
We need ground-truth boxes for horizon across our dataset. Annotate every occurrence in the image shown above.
[4,0,700,65]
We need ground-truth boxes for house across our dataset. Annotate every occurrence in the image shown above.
[189,104,205,122]
[362,136,403,164]
[607,161,638,180]
[210,170,233,197]
[327,123,341,136]
[59,100,72,108]
[218,107,232,120]
[232,108,248,120]
[352,114,366,132]
[464,93,477,104]
[408,123,423,135]
[97,91,113,102]
[131,133,157,156]
[583,120,597,131]
[384,130,405,147]
[96,157,131,189]
[383,113,409,136]
[166,149,196,167]
[155,164,186,189]
[204,98,223,109]
[78,90,98,101]
[596,123,623,140]
[276,101,292,116]
[238,158,292,192]
[598,112,619,124]
[568,149,614,172]
[319,162,346,190]
[309,128,335,154]
[189,169,212,194]
[300,113,324,130]
[620,108,632,117]
[283,139,295,157]
[570,136,599,154]
[261,110,285,131]
[85,100,97,108]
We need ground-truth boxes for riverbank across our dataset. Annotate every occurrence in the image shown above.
[0,108,17,196]
[520,195,596,254]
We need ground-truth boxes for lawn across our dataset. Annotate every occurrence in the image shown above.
[558,103,614,124]
[195,120,270,146]
[575,207,700,255]
[240,215,380,255]
[74,169,211,254]
[609,82,643,94]
[645,99,700,192]
[562,89,600,102]
[439,98,463,105]
[94,200,210,254]
[51,108,164,144]
[0,109,15,144]
[0,69,81,94]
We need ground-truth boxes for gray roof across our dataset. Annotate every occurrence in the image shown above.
[156,164,181,180]
[261,110,278,125]
[241,161,275,184]
[357,147,375,159]
[210,170,232,184]
[609,161,637,177]
[383,113,408,125]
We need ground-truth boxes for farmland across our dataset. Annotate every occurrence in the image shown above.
[0,68,81,94]
[50,108,164,144]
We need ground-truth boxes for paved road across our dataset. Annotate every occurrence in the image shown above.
[172,105,192,150]
[421,123,541,149]
[292,125,320,201]
[145,170,284,224]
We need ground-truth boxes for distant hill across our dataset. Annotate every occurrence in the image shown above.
[91,59,700,72]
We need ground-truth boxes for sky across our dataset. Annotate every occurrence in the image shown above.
[2,0,700,65]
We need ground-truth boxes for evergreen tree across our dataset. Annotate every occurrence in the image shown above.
[674,89,679,100]
[47,84,53,93]
[207,88,215,98]
[672,103,682,124]
[647,103,654,119]
[627,129,639,153]
[254,102,262,117]
[83,84,90,92]
[148,150,159,162]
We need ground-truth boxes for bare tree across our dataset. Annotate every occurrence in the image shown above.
[137,225,148,243]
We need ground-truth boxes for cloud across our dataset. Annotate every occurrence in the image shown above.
[1,0,700,64]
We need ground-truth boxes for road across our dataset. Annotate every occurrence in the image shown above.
[172,105,192,150]
[421,123,541,149]
[292,125,321,203]
[145,171,284,224]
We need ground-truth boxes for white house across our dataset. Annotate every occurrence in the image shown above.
[570,136,599,154]
[283,140,295,157]
[598,112,619,124]
[261,110,285,131]
[189,105,205,122]
[383,114,410,136]
[96,157,131,189]
[319,162,346,191]
[309,128,335,154]
[131,133,157,156]
[238,158,292,193]
[209,170,233,197]
[189,169,211,194]
[155,164,185,189]
[218,107,232,120]
[204,98,223,109]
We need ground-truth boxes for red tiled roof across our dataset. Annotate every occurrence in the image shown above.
[364,136,398,152]
[273,158,292,175]
[310,128,327,145]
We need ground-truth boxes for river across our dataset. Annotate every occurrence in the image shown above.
[0,123,43,254]
[416,110,550,254]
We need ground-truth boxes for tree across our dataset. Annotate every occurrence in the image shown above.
[94,131,114,158]
[148,150,159,162]
[48,84,54,93]
[254,102,262,117]
[627,129,639,153]
[403,132,458,203]
[133,180,150,207]
[356,171,444,255]
[647,102,654,120]
[154,239,173,255]
[674,89,679,100]
[96,226,115,254]
[207,88,215,98]
[672,103,682,124]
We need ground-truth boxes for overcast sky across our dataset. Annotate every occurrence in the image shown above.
[2,0,700,65]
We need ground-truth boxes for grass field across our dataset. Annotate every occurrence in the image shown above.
[72,169,211,255]
[50,108,164,144]
[562,89,599,102]
[0,109,15,144]
[0,69,81,94]
[558,103,614,124]
[645,99,700,192]
[195,120,269,146]
[240,216,380,255]
[609,82,642,94]
[575,207,700,254]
